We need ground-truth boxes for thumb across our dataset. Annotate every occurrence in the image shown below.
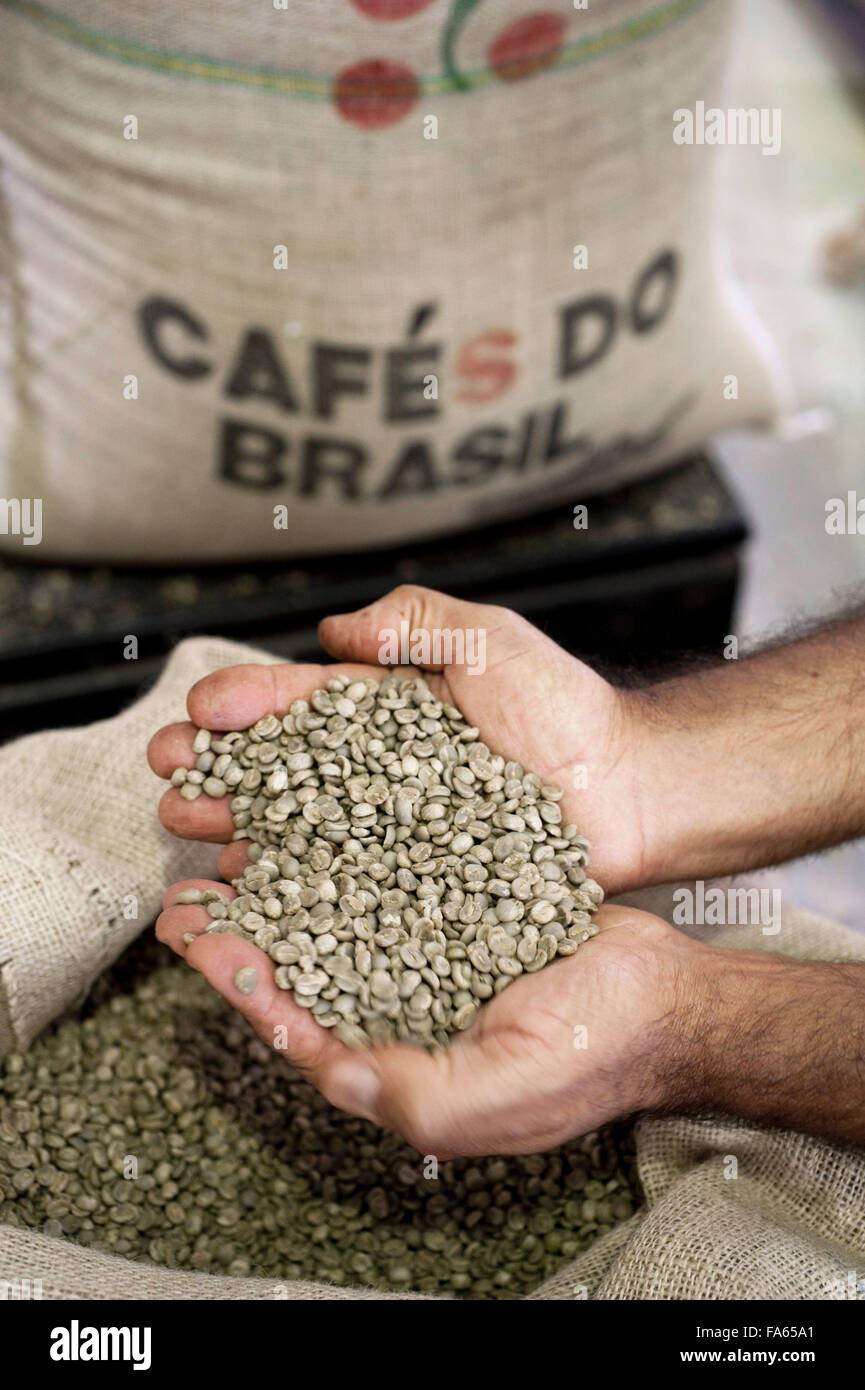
[322,1031,537,1158]
[318,584,525,671]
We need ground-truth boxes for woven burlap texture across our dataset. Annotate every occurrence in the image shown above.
[0,636,279,1056]
[1,639,863,1299]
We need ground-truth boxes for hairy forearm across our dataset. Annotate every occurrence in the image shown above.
[665,942,865,1146]
[632,614,865,884]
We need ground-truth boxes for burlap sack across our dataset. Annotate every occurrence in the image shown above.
[0,0,779,562]
[0,636,279,1057]
[2,638,863,1299]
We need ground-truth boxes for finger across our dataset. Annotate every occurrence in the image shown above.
[155,881,237,954]
[217,840,253,882]
[147,721,198,779]
[185,933,349,1083]
[186,661,376,731]
[155,904,210,954]
[161,878,237,912]
[158,786,235,842]
[318,584,525,670]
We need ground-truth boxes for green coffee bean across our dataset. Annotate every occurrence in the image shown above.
[169,673,604,1050]
[0,934,639,1299]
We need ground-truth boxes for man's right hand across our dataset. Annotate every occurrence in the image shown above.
[148,585,665,897]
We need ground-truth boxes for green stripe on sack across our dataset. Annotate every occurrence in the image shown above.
[0,0,711,98]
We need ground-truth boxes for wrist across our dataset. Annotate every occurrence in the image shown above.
[653,939,794,1118]
[614,684,703,890]
[621,682,747,889]
[640,928,865,1148]
[607,921,729,1116]
[643,933,750,1115]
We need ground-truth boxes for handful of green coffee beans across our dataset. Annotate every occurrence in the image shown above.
[170,673,603,1048]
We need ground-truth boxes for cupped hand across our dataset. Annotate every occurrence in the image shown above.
[146,585,676,1156]
[155,890,696,1157]
[147,584,658,895]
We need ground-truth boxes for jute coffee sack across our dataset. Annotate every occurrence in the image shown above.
[0,636,281,1059]
[0,0,778,561]
[0,935,638,1300]
[171,672,603,1049]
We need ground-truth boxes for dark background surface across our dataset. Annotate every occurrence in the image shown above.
[0,451,746,742]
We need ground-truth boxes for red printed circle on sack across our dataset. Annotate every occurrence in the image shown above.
[334,59,419,128]
[352,0,436,17]
[488,12,566,81]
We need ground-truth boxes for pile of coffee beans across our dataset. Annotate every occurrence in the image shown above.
[171,673,603,1047]
[0,937,640,1299]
